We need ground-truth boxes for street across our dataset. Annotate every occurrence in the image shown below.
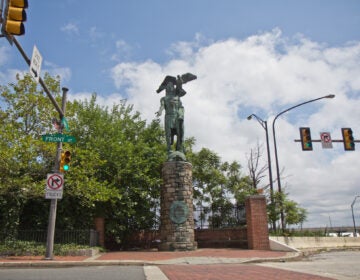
[0,266,145,280]
[260,250,360,280]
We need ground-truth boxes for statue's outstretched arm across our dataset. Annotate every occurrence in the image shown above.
[156,97,165,117]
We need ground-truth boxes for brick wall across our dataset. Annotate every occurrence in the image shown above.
[245,195,270,250]
[195,228,247,248]
[97,195,270,250]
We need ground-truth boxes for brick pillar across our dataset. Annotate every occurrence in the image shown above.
[94,217,105,247]
[159,161,197,251]
[245,195,270,250]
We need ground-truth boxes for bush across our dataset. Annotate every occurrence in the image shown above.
[0,240,102,256]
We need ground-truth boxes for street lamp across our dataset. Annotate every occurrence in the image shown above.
[247,114,276,231]
[351,195,360,237]
[272,94,335,231]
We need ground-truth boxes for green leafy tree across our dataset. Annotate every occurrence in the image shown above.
[0,74,166,245]
[186,140,251,228]
[0,74,61,237]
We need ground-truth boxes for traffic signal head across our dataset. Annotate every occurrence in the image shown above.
[342,128,355,151]
[59,150,71,172]
[300,127,313,151]
[2,0,28,36]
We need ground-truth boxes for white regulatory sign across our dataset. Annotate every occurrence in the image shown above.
[45,173,64,199]
[320,132,333,149]
[30,45,43,83]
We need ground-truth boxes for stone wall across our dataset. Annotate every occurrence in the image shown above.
[158,161,197,251]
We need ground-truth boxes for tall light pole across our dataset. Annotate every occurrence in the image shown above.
[247,114,276,231]
[351,195,360,237]
[272,94,335,231]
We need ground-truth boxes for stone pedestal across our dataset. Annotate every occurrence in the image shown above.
[159,161,197,251]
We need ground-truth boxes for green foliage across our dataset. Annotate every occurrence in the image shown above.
[0,74,167,245]
[0,240,46,256]
[0,240,101,256]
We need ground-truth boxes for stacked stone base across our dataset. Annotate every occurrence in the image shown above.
[159,161,197,251]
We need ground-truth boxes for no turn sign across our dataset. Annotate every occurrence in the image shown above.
[45,173,64,199]
[320,132,333,149]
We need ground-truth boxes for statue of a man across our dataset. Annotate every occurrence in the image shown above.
[156,73,196,161]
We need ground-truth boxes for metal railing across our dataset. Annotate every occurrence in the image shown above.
[194,204,246,229]
[0,229,99,246]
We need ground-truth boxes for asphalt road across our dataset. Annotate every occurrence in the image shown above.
[259,250,360,280]
[0,266,145,280]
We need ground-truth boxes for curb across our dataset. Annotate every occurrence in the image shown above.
[0,252,302,268]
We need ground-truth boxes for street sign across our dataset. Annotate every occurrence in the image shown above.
[42,134,76,143]
[45,173,64,199]
[320,132,333,149]
[30,45,42,83]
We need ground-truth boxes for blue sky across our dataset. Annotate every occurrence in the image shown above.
[1,0,360,228]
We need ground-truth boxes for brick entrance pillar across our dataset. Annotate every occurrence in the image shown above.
[245,195,270,250]
[158,161,197,251]
[94,217,105,247]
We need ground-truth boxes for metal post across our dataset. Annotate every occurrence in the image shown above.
[45,87,68,260]
[247,114,276,231]
[351,196,360,237]
[272,94,335,232]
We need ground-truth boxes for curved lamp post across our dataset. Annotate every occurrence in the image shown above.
[351,195,360,237]
[272,94,335,231]
[247,114,276,231]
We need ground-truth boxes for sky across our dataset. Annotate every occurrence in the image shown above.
[1,0,360,229]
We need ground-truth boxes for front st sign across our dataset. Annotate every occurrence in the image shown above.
[42,133,76,143]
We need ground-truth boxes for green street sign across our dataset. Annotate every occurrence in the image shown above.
[42,134,76,143]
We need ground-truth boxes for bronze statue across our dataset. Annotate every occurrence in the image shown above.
[156,73,197,161]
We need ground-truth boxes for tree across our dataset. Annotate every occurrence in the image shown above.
[246,142,268,190]
[0,74,167,245]
[186,140,251,228]
[0,73,60,237]
[283,199,308,228]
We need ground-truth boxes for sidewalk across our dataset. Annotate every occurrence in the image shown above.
[0,248,298,267]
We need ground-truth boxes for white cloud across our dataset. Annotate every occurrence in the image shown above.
[61,22,79,35]
[108,29,360,228]
[43,61,72,83]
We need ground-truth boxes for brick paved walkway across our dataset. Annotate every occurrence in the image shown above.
[160,264,334,280]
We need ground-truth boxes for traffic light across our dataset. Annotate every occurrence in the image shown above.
[2,0,28,36]
[59,150,71,172]
[300,127,313,151]
[342,128,355,151]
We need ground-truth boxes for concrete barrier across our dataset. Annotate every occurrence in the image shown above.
[270,236,360,250]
